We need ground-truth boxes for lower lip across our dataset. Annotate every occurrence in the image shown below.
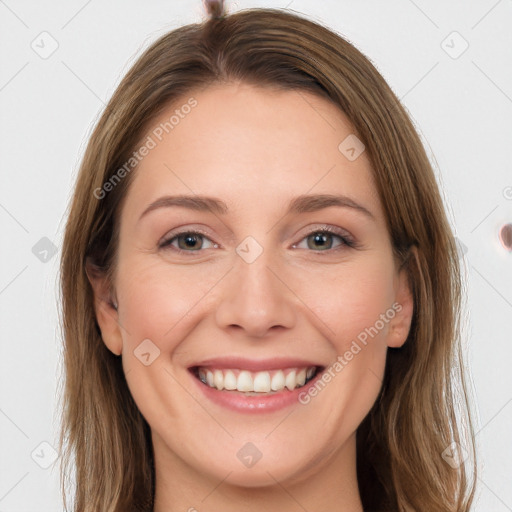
[189,369,323,414]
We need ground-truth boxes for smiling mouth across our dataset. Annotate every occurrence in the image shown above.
[190,366,323,395]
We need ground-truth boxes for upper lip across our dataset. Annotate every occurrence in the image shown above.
[189,356,324,372]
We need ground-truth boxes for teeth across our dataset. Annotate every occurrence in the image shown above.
[237,371,253,392]
[253,371,271,392]
[271,370,285,391]
[214,370,224,391]
[224,370,237,390]
[196,366,317,393]
[285,370,296,390]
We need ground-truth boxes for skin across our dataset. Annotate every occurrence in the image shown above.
[89,82,413,512]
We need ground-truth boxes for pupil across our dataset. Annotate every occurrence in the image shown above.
[181,234,201,249]
[309,232,331,250]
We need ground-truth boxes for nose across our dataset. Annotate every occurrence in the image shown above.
[214,250,297,338]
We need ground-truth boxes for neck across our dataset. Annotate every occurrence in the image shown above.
[152,432,364,512]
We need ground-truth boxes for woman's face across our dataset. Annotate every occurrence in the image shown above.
[92,82,413,488]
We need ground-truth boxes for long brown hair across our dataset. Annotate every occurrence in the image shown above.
[59,4,477,511]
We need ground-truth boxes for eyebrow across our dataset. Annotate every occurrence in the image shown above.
[138,193,375,221]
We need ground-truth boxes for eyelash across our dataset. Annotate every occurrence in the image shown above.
[158,226,358,255]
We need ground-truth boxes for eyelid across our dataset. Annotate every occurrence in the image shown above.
[292,223,353,241]
[291,224,357,250]
[158,226,218,246]
[158,224,358,253]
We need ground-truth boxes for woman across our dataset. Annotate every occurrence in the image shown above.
[59,1,477,510]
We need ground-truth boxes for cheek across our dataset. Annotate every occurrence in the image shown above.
[115,255,225,347]
[295,264,395,435]
[115,257,219,422]
[301,259,396,347]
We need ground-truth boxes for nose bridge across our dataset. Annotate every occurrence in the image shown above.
[237,249,277,300]
[214,242,296,337]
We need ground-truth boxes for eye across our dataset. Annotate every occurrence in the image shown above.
[159,226,356,255]
[292,227,356,251]
[159,230,218,252]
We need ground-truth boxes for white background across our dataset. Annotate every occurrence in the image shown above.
[1,0,511,510]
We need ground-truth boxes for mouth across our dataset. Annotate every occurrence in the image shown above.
[189,365,323,396]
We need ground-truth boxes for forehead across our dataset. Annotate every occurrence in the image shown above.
[123,82,383,222]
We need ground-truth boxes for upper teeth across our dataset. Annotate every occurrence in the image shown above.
[197,367,317,393]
